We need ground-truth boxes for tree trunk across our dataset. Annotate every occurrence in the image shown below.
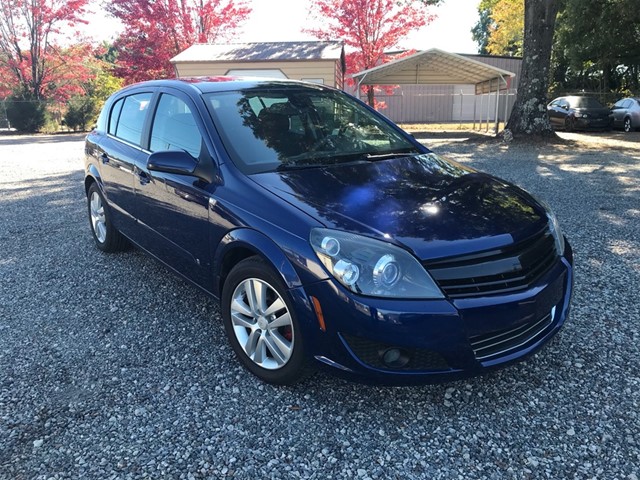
[505,0,559,138]
[366,85,375,107]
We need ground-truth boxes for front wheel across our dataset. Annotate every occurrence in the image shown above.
[221,257,308,385]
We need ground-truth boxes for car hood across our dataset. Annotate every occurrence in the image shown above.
[250,153,548,260]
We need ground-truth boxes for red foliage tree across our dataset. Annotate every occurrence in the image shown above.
[107,0,251,84]
[0,0,90,100]
[306,0,438,107]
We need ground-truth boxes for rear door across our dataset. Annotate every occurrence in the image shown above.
[97,91,153,235]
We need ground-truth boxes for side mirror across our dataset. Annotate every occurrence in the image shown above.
[561,105,569,110]
[148,150,198,175]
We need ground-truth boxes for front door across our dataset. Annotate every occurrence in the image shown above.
[133,91,215,287]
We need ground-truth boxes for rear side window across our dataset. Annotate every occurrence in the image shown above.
[108,99,124,135]
[111,93,152,146]
[150,94,202,158]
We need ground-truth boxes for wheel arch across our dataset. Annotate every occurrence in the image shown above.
[84,165,102,195]
[213,228,303,298]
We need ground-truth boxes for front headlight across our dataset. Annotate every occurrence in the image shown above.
[529,194,565,257]
[310,228,444,299]
[534,197,565,257]
[547,208,565,256]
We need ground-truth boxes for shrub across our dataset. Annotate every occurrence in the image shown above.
[6,97,47,132]
[64,96,99,131]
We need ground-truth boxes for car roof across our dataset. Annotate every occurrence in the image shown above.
[120,77,331,95]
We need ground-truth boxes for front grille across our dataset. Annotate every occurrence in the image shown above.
[341,334,449,371]
[423,227,558,299]
[469,309,554,361]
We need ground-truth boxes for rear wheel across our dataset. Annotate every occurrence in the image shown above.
[87,182,128,252]
[565,117,575,132]
[221,256,308,385]
[624,117,633,133]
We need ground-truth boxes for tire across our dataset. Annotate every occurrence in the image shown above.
[87,182,128,252]
[624,117,633,133]
[565,117,575,132]
[221,256,309,385]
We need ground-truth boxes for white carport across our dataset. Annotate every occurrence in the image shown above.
[352,49,515,133]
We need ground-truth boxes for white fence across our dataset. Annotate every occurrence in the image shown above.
[351,85,518,133]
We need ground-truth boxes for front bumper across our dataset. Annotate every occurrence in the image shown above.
[291,242,574,385]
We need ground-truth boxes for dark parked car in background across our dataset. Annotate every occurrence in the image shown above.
[611,97,640,132]
[547,96,612,131]
[84,78,573,385]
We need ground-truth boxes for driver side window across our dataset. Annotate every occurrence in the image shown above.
[150,94,202,158]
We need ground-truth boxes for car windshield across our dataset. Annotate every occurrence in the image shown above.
[568,97,604,109]
[204,87,419,174]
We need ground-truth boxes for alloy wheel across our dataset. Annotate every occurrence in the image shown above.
[624,118,632,133]
[90,191,107,243]
[230,278,294,370]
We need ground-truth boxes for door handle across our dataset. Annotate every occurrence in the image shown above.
[100,153,109,164]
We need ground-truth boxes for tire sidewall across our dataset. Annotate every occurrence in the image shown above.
[221,257,307,385]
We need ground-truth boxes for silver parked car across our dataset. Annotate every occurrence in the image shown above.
[611,97,640,132]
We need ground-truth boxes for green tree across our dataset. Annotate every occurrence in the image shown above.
[472,0,523,56]
[64,62,123,131]
[554,0,640,95]
[472,0,499,54]
[486,0,524,56]
[6,96,46,131]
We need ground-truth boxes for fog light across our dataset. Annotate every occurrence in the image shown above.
[381,348,410,368]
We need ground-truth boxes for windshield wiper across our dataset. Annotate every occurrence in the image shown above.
[276,149,419,171]
[276,162,326,171]
[277,152,366,171]
[364,149,419,160]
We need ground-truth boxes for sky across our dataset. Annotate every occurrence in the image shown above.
[84,0,481,54]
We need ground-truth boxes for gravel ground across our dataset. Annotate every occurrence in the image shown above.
[1,132,639,479]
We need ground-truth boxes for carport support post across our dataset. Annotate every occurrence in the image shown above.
[459,90,463,130]
[356,74,367,103]
[494,80,501,134]
[486,92,491,133]
[504,88,510,130]
[473,94,477,131]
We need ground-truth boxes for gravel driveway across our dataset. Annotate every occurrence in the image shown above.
[1,132,639,479]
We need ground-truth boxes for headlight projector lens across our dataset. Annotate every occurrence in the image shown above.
[373,254,400,288]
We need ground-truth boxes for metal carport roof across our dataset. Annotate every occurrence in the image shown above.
[352,48,514,93]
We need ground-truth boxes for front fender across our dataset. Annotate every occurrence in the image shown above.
[213,228,303,296]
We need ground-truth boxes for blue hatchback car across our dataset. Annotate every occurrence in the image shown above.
[84,78,573,385]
